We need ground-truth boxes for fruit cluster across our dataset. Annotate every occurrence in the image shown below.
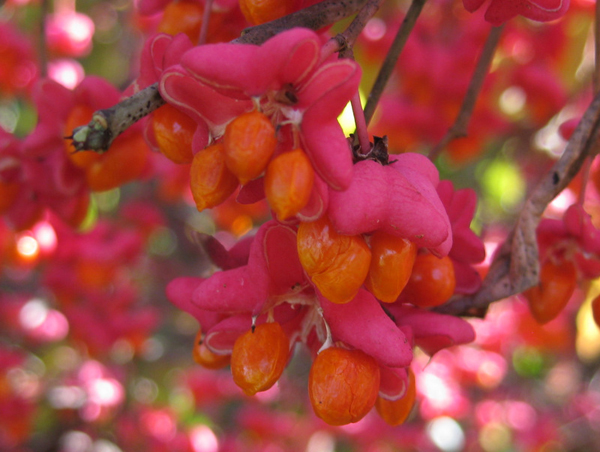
[168,174,483,425]
[147,25,486,426]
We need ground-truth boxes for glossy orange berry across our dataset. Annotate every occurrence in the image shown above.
[400,252,456,308]
[365,232,417,303]
[152,104,195,164]
[158,0,204,41]
[264,148,314,221]
[86,133,149,192]
[64,104,102,168]
[297,216,371,304]
[192,329,230,369]
[239,0,298,25]
[190,142,239,212]
[231,322,289,395]
[309,347,380,426]
[223,111,277,184]
[375,368,416,426]
[523,259,577,325]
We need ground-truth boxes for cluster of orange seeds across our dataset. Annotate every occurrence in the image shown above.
[297,214,457,307]
[221,319,417,426]
[185,109,316,219]
[188,214,458,425]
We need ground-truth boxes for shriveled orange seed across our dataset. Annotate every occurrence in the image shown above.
[400,253,455,308]
[297,216,371,304]
[64,104,102,169]
[223,111,277,184]
[523,259,577,324]
[158,0,204,41]
[265,148,314,221]
[365,232,417,303]
[309,347,380,426]
[231,322,289,396]
[152,104,195,164]
[190,142,239,212]
[192,329,230,369]
[375,367,416,426]
[239,0,298,25]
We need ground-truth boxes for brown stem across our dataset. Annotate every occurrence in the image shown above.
[339,0,384,52]
[198,0,213,45]
[363,0,427,126]
[435,91,600,317]
[233,0,369,45]
[68,84,165,152]
[428,24,504,161]
[69,0,369,153]
[595,0,600,94]
[38,0,49,78]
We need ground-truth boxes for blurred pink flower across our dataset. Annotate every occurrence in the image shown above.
[437,180,486,294]
[463,0,570,26]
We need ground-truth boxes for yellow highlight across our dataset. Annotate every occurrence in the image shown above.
[338,91,366,136]
[576,284,600,363]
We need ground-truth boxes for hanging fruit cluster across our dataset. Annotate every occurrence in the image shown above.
[140,24,487,426]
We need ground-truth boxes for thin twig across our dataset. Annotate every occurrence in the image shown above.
[436,91,600,317]
[339,0,384,51]
[428,24,504,161]
[351,91,371,153]
[68,84,165,152]
[39,0,49,78]
[595,0,600,93]
[233,0,368,45]
[320,0,383,60]
[363,0,426,125]
[198,0,213,45]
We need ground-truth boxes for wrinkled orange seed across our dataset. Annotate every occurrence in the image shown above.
[231,322,289,395]
[297,216,371,304]
[265,148,315,221]
[309,347,380,426]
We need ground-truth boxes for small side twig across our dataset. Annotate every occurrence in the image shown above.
[67,84,165,152]
[595,0,600,93]
[339,0,384,52]
[319,0,383,60]
[39,0,49,78]
[428,24,504,161]
[436,90,600,317]
[363,0,427,125]
[198,0,213,45]
[233,0,369,45]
